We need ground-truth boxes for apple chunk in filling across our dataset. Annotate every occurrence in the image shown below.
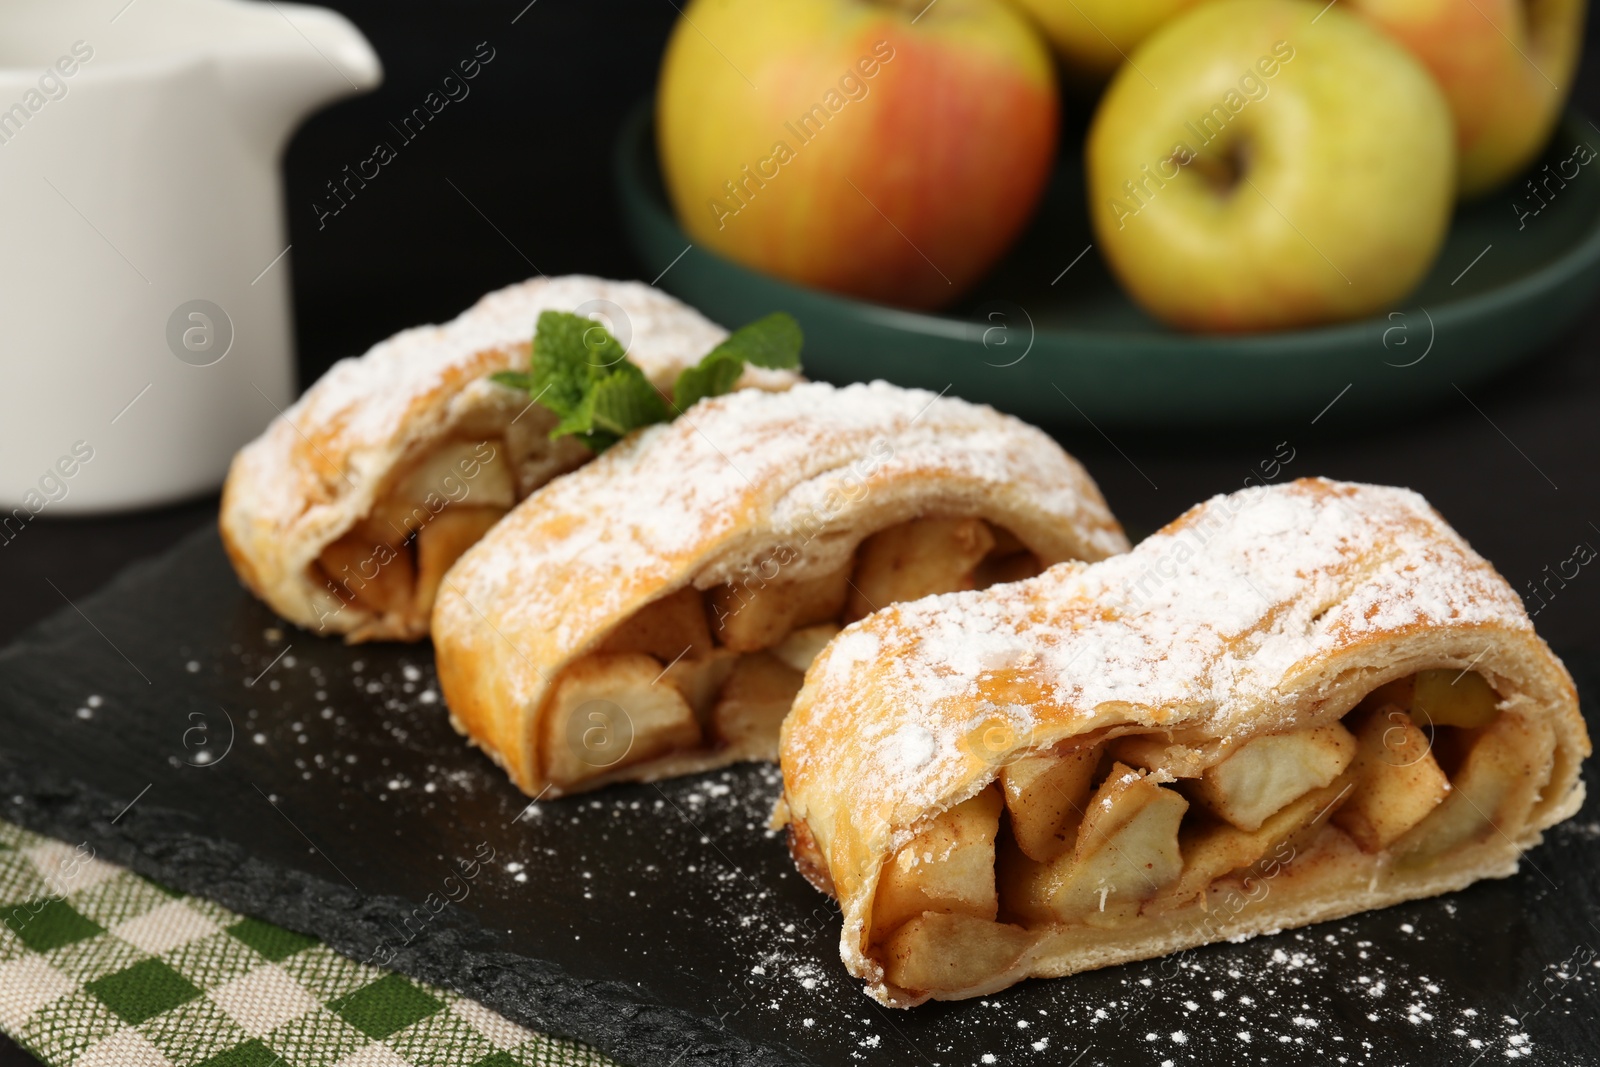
[771,623,841,674]
[973,525,1044,587]
[1005,763,1187,927]
[710,652,804,750]
[600,586,715,661]
[542,653,701,789]
[659,648,739,720]
[1366,669,1501,730]
[998,745,1100,863]
[1393,707,1555,864]
[412,506,508,619]
[319,528,415,616]
[873,787,1003,939]
[366,439,517,546]
[881,912,1035,996]
[1189,723,1356,832]
[1332,707,1451,853]
[1163,770,1356,909]
[708,560,851,652]
[397,439,516,511]
[846,518,996,621]
[317,438,516,623]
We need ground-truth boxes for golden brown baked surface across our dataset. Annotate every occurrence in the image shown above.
[219,276,794,641]
[432,380,1128,798]
[779,477,1589,1006]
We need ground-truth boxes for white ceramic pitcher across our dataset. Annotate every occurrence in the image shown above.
[0,0,380,515]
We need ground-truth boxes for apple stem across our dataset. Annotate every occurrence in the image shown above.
[1183,139,1251,196]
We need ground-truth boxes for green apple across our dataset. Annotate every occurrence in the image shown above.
[656,0,1058,310]
[1009,0,1211,82]
[1086,0,1455,332]
[1346,0,1586,198]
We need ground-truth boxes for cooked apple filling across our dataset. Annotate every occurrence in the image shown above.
[542,518,1044,789]
[868,669,1556,996]
[314,438,523,625]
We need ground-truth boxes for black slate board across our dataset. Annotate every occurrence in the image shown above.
[2,528,1598,1067]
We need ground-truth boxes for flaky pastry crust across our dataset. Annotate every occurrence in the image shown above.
[779,478,1589,1005]
[219,276,794,641]
[433,380,1129,797]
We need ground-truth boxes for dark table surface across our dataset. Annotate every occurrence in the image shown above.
[2,2,1599,1065]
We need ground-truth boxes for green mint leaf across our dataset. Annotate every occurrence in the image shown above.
[490,310,670,451]
[548,395,620,453]
[588,363,671,439]
[672,312,803,411]
[537,309,631,377]
[714,312,804,370]
[491,309,802,453]
[671,358,746,413]
[527,310,628,423]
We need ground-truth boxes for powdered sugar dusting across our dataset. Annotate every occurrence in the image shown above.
[826,630,882,686]
[221,276,800,636]
[786,478,1539,866]
[888,724,937,774]
[437,380,1127,729]
[237,277,739,523]
[114,585,1593,1064]
[564,762,1587,1064]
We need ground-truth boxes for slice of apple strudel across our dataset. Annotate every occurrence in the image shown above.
[778,477,1589,1006]
[432,380,1129,798]
[220,276,796,641]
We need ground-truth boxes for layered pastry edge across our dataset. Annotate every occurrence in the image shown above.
[777,477,1590,1006]
[432,380,1130,798]
[219,275,795,642]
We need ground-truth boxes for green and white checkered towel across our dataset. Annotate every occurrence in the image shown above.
[0,819,619,1067]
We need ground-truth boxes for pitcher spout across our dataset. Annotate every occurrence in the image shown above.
[221,0,382,154]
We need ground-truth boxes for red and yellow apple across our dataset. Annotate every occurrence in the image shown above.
[1346,0,1586,198]
[656,0,1058,310]
[1086,0,1455,332]
[1009,0,1212,82]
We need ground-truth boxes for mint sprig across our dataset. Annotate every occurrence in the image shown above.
[491,309,802,453]
[673,312,804,411]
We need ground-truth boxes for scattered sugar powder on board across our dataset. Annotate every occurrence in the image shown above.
[511,757,1572,1065]
[211,640,492,802]
[150,515,1579,1063]
[64,627,1590,1063]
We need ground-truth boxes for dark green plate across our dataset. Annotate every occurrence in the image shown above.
[616,101,1600,427]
